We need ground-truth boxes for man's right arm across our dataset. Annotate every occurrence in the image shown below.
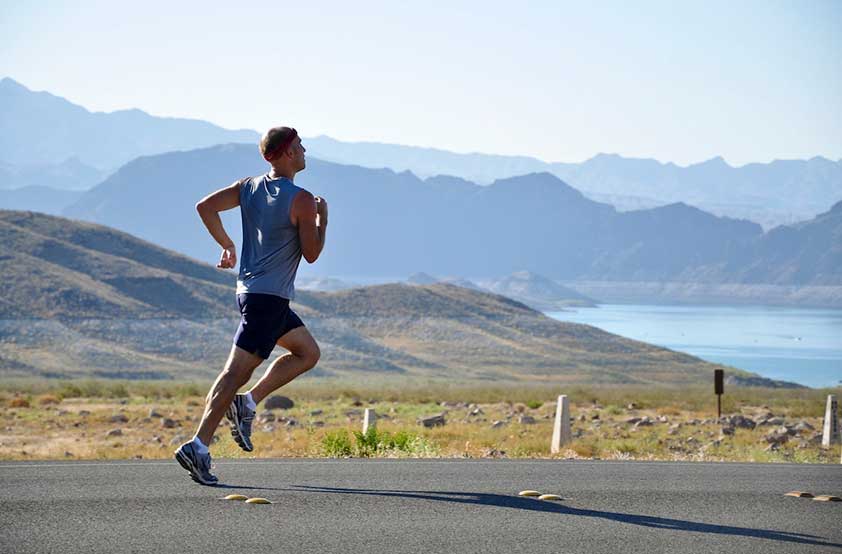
[291,190,327,264]
[196,180,242,269]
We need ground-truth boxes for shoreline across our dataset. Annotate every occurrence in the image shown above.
[561,281,842,309]
[545,303,842,389]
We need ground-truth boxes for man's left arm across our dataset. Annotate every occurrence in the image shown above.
[196,180,242,269]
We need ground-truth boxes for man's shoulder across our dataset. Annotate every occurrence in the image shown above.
[292,187,314,200]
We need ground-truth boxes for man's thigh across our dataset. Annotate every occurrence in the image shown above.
[225,344,265,374]
[276,326,318,356]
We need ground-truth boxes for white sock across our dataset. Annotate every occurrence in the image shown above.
[244,391,257,411]
[192,435,209,455]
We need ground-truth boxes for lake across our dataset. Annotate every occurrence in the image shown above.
[546,304,842,388]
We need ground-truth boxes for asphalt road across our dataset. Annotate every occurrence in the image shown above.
[1,458,840,553]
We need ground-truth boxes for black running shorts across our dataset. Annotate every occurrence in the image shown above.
[233,293,305,359]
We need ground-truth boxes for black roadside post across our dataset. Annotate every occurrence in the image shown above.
[714,369,724,419]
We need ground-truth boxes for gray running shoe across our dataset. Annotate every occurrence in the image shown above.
[174,441,218,485]
[226,394,255,452]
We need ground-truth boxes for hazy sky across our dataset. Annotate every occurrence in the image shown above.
[2,1,840,166]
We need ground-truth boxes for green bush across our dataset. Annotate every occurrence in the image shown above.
[526,400,543,410]
[321,427,436,458]
[389,430,415,451]
[614,440,638,454]
[321,429,353,457]
[352,428,380,456]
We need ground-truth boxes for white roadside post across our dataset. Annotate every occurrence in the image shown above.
[551,395,571,454]
[363,408,376,435]
[821,395,838,448]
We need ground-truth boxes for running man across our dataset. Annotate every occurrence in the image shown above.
[175,126,327,484]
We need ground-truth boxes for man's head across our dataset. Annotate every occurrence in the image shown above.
[260,126,306,173]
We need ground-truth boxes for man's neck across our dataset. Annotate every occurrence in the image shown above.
[268,166,296,181]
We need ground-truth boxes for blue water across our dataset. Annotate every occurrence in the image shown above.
[546,305,842,388]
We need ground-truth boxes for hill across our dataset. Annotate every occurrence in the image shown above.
[0,158,106,191]
[478,271,597,310]
[0,186,84,215]
[407,270,596,310]
[730,201,842,286]
[0,211,734,385]
[0,210,234,319]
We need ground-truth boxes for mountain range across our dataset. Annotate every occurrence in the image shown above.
[304,137,842,228]
[57,144,842,301]
[0,210,738,385]
[0,77,257,187]
[2,78,840,228]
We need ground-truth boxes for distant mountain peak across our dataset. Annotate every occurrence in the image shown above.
[592,152,623,160]
[583,152,678,169]
[407,272,438,285]
[0,77,27,90]
[511,269,539,279]
[695,155,731,168]
[491,171,570,188]
[111,107,149,116]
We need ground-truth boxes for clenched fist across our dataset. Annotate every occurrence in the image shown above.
[217,244,237,269]
[315,196,328,223]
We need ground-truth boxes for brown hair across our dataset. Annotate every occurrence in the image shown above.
[259,127,298,161]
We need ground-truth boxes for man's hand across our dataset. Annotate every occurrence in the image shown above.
[315,196,328,224]
[217,244,237,269]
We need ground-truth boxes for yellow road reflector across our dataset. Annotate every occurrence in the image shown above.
[813,495,841,502]
[784,491,814,498]
[518,490,542,497]
[538,494,563,501]
[245,497,272,504]
[223,494,249,501]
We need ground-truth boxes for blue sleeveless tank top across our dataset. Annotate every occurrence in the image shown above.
[236,174,303,299]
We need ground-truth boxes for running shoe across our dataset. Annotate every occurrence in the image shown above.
[174,441,218,485]
[225,394,255,452]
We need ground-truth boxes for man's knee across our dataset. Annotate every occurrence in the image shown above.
[298,341,320,371]
[224,347,263,380]
[221,365,253,386]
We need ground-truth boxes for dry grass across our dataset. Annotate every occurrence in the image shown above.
[0,381,840,464]
[2,380,837,416]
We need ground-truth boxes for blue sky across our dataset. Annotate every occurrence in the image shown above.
[1,1,840,166]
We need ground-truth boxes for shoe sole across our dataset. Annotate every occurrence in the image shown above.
[226,402,254,452]
[174,449,218,486]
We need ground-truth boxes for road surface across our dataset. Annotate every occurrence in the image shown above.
[1,458,840,553]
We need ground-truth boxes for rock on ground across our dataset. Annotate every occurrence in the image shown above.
[265,395,294,410]
[420,413,446,428]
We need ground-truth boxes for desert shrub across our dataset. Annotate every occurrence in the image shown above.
[55,381,122,399]
[8,397,30,408]
[37,394,62,405]
[526,400,543,410]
